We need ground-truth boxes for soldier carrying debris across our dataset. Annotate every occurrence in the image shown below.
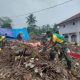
[42,31,71,70]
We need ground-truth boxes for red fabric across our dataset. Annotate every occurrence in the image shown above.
[68,52,80,59]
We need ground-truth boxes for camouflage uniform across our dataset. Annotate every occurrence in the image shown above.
[42,32,71,69]
[49,42,71,69]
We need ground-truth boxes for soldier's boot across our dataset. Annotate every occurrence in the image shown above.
[67,60,71,70]
[64,54,71,70]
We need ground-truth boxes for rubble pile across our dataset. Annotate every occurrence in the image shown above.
[0,41,80,80]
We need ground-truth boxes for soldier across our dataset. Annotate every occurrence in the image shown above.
[44,31,71,70]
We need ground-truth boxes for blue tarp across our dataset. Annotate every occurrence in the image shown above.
[0,28,13,37]
[0,28,30,41]
[12,28,29,41]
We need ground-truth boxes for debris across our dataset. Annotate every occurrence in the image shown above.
[24,62,35,68]
[0,48,1,51]
[34,68,39,73]
[0,41,79,80]
[40,72,43,77]
[55,67,61,73]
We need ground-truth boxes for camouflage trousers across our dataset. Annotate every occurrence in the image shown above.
[49,43,71,70]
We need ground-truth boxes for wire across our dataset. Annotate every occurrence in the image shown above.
[11,0,73,18]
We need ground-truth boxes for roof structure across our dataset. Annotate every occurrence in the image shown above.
[57,13,80,25]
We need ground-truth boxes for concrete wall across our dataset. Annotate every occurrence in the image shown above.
[59,19,80,43]
[59,19,80,34]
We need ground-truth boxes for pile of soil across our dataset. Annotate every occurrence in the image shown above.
[0,41,80,80]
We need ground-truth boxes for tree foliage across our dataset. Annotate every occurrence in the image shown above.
[36,24,59,35]
[26,14,59,36]
[26,14,37,33]
[0,17,12,29]
[53,24,59,33]
[27,14,36,27]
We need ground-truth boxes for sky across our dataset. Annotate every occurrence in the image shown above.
[0,0,80,27]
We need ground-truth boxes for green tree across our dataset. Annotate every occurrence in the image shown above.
[41,25,46,33]
[0,17,12,29]
[40,24,51,33]
[53,24,59,33]
[46,24,50,31]
[26,14,37,33]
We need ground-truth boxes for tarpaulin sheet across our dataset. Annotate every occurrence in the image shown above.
[0,28,30,41]
[0,28,13,37]
[68,52,80,59]
[12,28,29,41]
[0,28,15,40]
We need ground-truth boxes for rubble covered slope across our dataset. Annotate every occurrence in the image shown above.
[0,41,80,80]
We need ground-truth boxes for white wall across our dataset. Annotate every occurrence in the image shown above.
[59,19,80,34]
